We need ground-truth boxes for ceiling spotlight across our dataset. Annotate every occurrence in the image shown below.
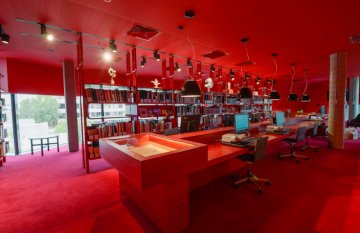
[175,63,181,72]
[109,40,117,53]
[1,33,9,44]
[103,50,113,62]
[154,50,160,61]
[210,64,216,72]
[187,58,193,68]
[0,25,10,44]
[40,24,54,41]
[184,10,196,19]
[140,56,146,67]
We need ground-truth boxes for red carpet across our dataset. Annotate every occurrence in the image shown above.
[0,139,359,233]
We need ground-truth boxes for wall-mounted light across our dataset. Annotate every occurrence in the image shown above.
[175,63,181,72]
[230,69,235,81]
[0,25,10,44]
[140,56,146,67]
[154,50,160,61]
[109,40,117,53]
[40,24,54,41]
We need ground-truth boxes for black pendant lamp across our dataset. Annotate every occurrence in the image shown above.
[238,73,252,99]
[288,64,298,101]
[268,54,280,100]
[301,69,311,102]
[181,77,201,97]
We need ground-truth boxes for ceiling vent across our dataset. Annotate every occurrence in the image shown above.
[202,50,228,59]
[350,35,360,44]
[127,23,160,41]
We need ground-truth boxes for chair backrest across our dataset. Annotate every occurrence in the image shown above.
[313,123,320,136]
[253,137,268,161]
[164,127,180,136]
[296,126,307,142]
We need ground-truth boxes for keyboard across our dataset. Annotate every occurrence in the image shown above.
[222,137,257,148]
[273,128,290,134]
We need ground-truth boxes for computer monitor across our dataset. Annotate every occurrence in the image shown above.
[180,115,201,133]
[234,114,249,133]
[275,111,285,126]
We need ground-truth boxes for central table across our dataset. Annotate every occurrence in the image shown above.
[99,121,315,233]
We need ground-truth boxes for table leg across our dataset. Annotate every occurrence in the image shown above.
[47,138,50,151]
[41,139,44,156]
[56,136,59,152]
[30,139,34,155]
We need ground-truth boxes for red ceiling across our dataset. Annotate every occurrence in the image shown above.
[1,0,360,82]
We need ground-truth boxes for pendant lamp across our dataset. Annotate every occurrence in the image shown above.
[288,64,298,101]
[181,69,201,97]
[238,73,252,99]
[301,69,311,102]
[268,53,281,100]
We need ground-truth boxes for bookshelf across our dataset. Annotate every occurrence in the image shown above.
[83,84,136,172]
[240,95,272,122]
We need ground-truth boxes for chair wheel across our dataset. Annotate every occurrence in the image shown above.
[233,184,239,189]
[305,157,309,161]
[258,189,263,194]
[315,149,319,153]
[278,155,282,160]
[265,181,271,186]
[296,160,300,163]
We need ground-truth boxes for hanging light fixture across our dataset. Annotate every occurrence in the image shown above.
[288,63,298,101]
[269,53,281,100]
[0,25,10,44]
[181,74,201,97]
[237,38,256,66]
[301,69,311,102]
[210,64,216,72]
[238,73,252,99]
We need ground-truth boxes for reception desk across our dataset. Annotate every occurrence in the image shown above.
[99,120,315,233]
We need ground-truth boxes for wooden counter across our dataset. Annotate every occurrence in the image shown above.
[100,120,317,233]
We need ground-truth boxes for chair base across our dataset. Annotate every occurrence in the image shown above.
[233,173,271,193]
[278,152,309,163]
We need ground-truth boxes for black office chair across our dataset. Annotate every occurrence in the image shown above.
[233,137,270,194]
[279,126,309,163]
[303,123,320,152]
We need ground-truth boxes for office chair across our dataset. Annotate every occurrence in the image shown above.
[279,126,308,163]
[303,123,320,152]
[233,137,270,194]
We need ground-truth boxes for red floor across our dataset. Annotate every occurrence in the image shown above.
[0,138,359,233]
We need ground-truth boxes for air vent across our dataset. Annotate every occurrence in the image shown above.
[127,23,160,41]
[235,61,256,67]
[350,35,360,44]
[202,50,228,59]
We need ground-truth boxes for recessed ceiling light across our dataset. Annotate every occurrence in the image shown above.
[104,0,112,2]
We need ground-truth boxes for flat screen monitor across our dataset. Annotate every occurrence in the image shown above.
[234,114,249,133]
[320,105,326,115]
[180,115,201,133]
[275,111,285,126]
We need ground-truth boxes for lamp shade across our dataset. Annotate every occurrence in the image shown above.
[181,79,201,97]
[301,94,311,102]
[269,90,280,100]
[288,93,298,101]
[238,87,253,99]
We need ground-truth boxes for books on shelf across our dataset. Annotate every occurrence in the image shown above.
[176,105,201,116]
[201,115,223,128]
[138,119,173,133]
[138,89,173,103]
[87,121,133,141]
[139,106,173,118]
[85,88,133,103]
